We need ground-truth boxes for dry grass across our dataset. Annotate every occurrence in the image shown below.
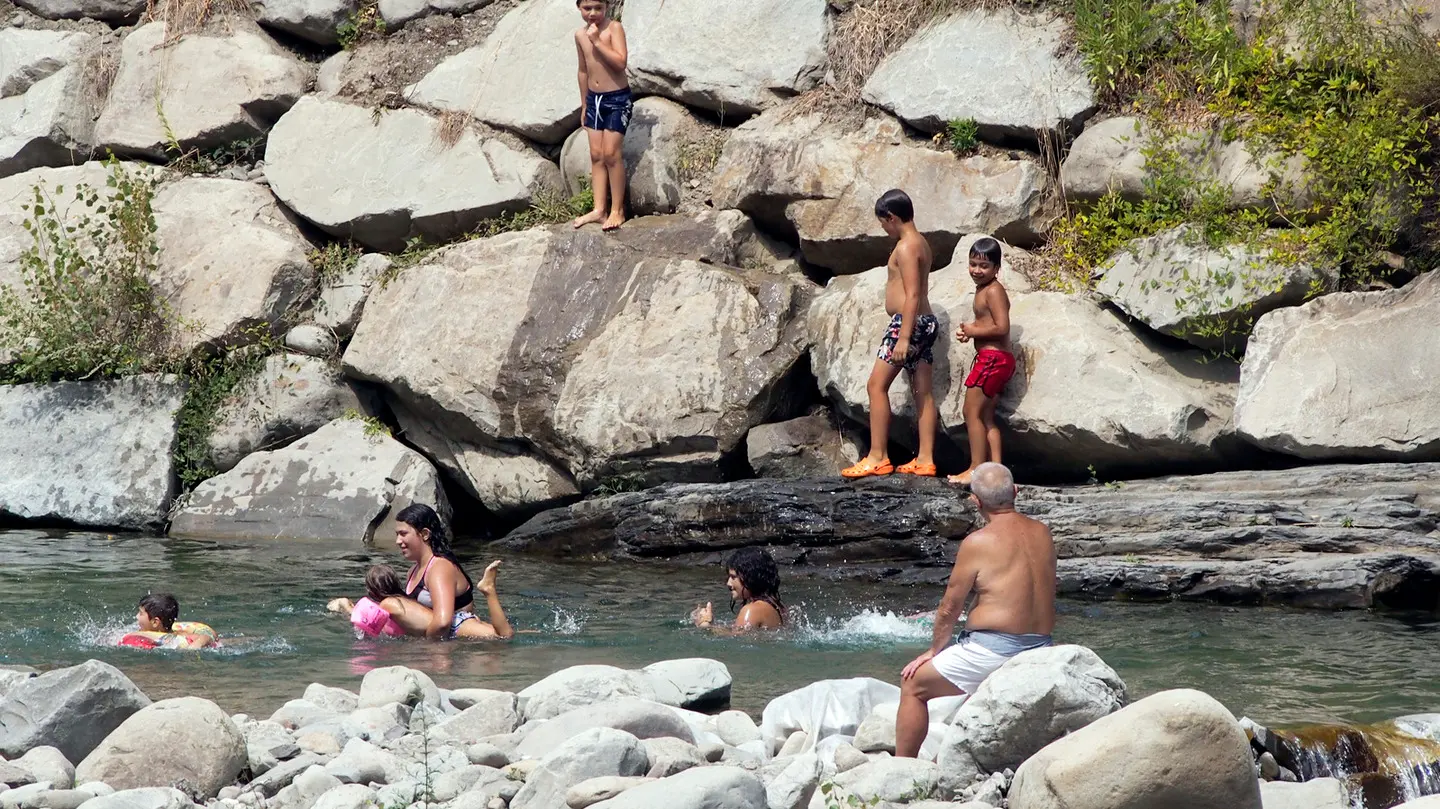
[78,44,120,107]
[676,126,729,184]
[144,0,251,43]
[434,108,470,148]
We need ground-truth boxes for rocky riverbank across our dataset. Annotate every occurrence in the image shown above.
[4,648,1433,809]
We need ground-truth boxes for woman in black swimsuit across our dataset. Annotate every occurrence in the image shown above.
[387,504,513,640]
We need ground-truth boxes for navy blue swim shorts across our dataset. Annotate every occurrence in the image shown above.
[584,87,633,134]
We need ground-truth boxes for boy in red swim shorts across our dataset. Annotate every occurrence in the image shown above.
[949,238,1016,487]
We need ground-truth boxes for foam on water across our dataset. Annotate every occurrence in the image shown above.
[544,607,585,636]
[793,608,934,646]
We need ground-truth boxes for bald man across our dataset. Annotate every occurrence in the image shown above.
[895,462,1057,757]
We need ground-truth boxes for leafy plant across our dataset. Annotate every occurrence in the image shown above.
[338,1,385,50]
[944,118,980,155]
[471,186,596,239]
[343,408,391,440]
[173,345,272,491]
[591,473,647,498]
[0,157,179,384]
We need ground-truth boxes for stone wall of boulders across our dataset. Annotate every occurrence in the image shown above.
[2,0,1438,560]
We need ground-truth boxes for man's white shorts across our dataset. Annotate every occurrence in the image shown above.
[931,636,1015,694]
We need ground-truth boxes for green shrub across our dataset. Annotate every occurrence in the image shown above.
[944,118,979,154]
[337,2,385,50]
[172,346,271,491]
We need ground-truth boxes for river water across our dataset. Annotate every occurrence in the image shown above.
[1,529,1437,727]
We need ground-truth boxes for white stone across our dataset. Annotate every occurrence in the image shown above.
[0,65,96,179]
[13,749,74,790]
[284,325,338,358]
[640,737,704,778]
[1258,778,1348,809]
[714,711,762,748]
[308,786,374,809]
[1235,272,1440,461]
[515,699,694,760]
[323,739,403,786]
[316,254,390,339]
[74,698,246,798]
[764,752,820,809]
[518,667,664,723]
[863,8,1095,139]
[359,666,441,710]
[0,29,94,98]
[807,759,939,809]
[265,96,559,252]
[641,659,731,710]
[95,22,309,159]
[73,789,192,809]
[510,728,649,809]
[255,0,358,46]
[623,0,829,115]
[589,766,766,809]
[565,777,648,809]
[406,0,579,144]
[432,693,521,744]
[376,0,494,30]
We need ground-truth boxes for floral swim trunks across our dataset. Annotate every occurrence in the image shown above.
[876,313,940,372]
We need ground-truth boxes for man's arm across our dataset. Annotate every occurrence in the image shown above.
[929,541,978,655]
[575,34,589,110]
[589,22,628,73]
[962,285,1011,340]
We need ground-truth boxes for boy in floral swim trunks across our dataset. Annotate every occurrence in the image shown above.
[842,189,941,479]
[949,238,1017,487]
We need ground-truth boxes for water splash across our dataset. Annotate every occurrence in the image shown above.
[544,607,585,636]
[793,608,934,645]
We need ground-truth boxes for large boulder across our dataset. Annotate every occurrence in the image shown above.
[808,256,1243,477]
[431,693,520,744]
[862,8,1094,140]
[11,0,142,22]
[641,659,731,711]
[712,112,1047,274]
[517,667,665,723]
[255,0,358,46]
[935,645,1127,794]
[378,0,494,27]
[1008,689,1261,809]
[590,766,765,809]
[406,0,579,144]
[1235,271,1440,460]
[0,30,95,96]
[75,698,246,799]
[169,417,450,541]
[515,699,695,759]
[151,178,315,353]
[0,662,150,764]
[357,666,441,710]
[94,21,309,159]
[265,96,560,252]
[622,0,829,116]
[808,758,939,808]
[1061,116,1313,214]
[0,65,98,179]
[206,353,364,473]
[343,219,813,509]
[0,376,183,529]
[561,97,712,215]
[745,413,862,479]
[510,728,649,809]
[73,789,194,809]
[1095,225,1326,350]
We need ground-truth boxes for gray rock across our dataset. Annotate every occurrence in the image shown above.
[433,693,519,744]
[589,766,766,809]
[255,0,358,46]
[268,701,339,731]
[376,0,493,28]
[314,52,349,98]
[0,64,98,180]
[641,660,731,711]
[936,646,1127,794]
[517,668,666,723]
[10,0,142,21]
[343,703,410,742]
[712,111,1048,274]
[714,712,762,748]
[0,30,94,96]
[240,719,294,775]
[208,354,362,474]
[170,419,450,542]
[1008,690,1261,809]
[746,414,863,479]
[12,749,74,791]
[307,785,374,809]
[764,752,820,809]
[21,789,89,809]
[0,769,38,789]
[0,376,184,530]
[1095,225,1327,350]
[852,706,896,755]
[323,739,403,786]
[75,697,247,799]
[808,759,940,809]
[863,8,1094,139]
[284,326,338,359]
[510,728,649,809]
[559,97,704,215]
[274,766,339,809]
[516,699,691,759]
[1258,778,1348,809]
[95,22,308,159]
[73,789,192,809]
[640,737,704,778]
[316,254,390,340]
[623,0,829,115]
[776,731,809,759]
[406,0,579,144]
[832,745,868,774]
[359,667,441,710]
[1236,272,1440,461]
[0,669,36,698]
[265,96,560,252]
[431,765,504,802]
[463,742,510,769]
[245,755,324,797]
[565,776,649,809]
[0,661,151,764]
[302,685,358,716]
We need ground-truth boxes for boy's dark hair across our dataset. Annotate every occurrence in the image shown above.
[576,0,608,6]
[365,564,405,602]
[725,547,786,623]
[874,189,915,223]
[969,237,1003,268]
[138,593,179,631]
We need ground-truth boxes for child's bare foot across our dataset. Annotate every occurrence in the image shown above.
[477,560,502,596]
[571,210,604,229]
[947,471,973,486]
[601,211,625,231]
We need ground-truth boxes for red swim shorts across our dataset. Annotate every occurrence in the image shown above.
[965,348,1016,398]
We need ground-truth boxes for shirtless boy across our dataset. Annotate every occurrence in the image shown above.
[949,238,1016,486]
[571,0,630,232]
[895,463,1056,757]
[841,189,940,478]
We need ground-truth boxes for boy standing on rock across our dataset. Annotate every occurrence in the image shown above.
[948,238,1016,487]
[842,189,941,479]
[570,0,631,232]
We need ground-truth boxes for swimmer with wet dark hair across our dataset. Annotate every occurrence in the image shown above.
[692,547,785,632]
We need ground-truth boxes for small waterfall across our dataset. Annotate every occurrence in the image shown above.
[1247,717,1440,808]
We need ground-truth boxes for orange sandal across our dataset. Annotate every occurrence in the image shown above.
[841,458,894,478]
[896,460,937,476]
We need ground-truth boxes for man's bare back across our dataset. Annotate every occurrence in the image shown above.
[885,231,934,317]
[960,511,1056,635]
